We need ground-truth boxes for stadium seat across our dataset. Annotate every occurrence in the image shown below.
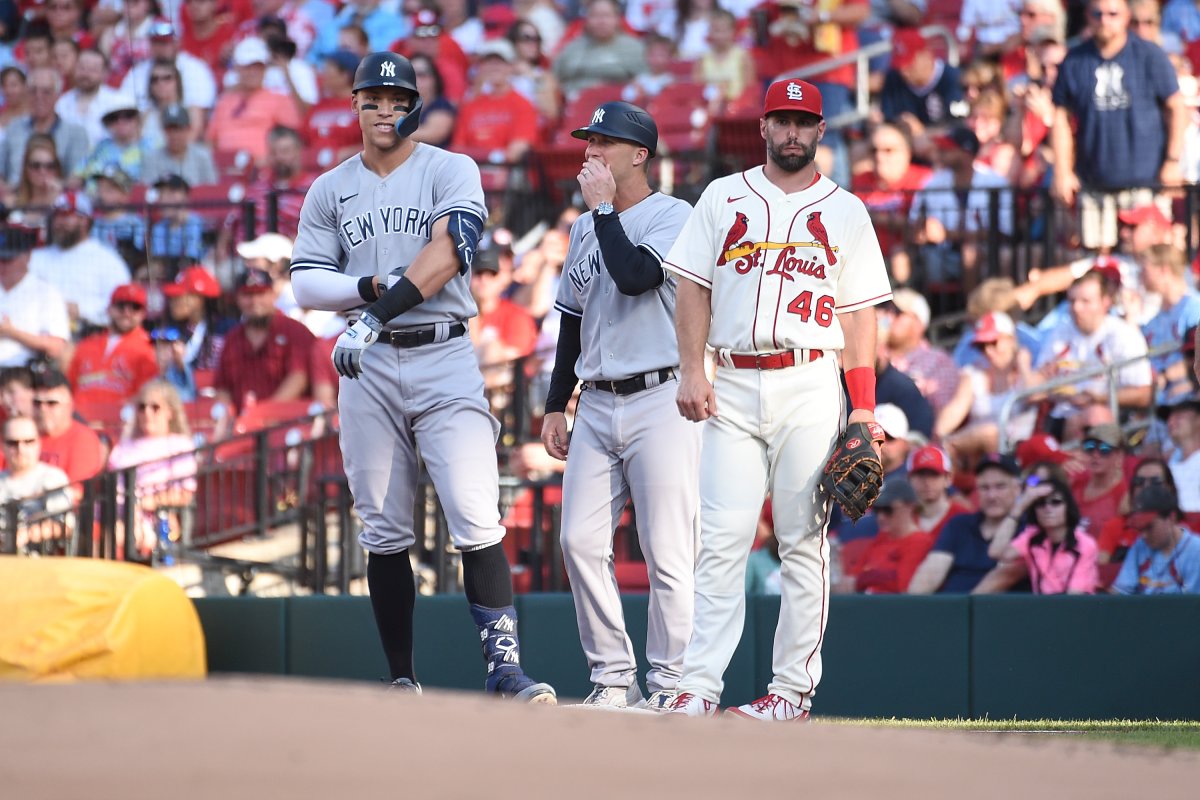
[213,148,255,179]
[712,113,767,172]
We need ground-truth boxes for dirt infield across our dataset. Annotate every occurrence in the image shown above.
[2,677,1197,799]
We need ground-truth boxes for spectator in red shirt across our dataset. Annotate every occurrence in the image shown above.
[178,0,240,78]
[213,268,323,414]
[451,39,540,165]
[67,283,159,408]
[1071,423,1130,535]
[1096,456,1178,566]
[852,122,931,273]
[224,124,313,244]
[206,37,302,162]
[304,49,362,166]
[470,248,537,392]
[395,8,469,103]
[31,368,106,489]
[908,445,974,538]
[841,479,935,594]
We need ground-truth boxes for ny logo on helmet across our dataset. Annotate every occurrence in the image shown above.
[381,61,396,78]
[786,81,804,101]
[591,107,605,125]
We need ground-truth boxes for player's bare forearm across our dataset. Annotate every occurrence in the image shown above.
[541,412,569,460]
[404,218,460,299]
[674,278,716,421]
[269,371,309,403]
[907,552,952,594]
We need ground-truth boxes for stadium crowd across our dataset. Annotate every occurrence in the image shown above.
[0,0,1197,593]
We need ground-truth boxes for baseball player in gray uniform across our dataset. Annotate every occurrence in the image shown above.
[290,52,555,703]
[541,102,700,711]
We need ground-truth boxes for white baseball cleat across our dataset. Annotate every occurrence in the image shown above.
[666,691,720,717]
[724,693,810,722]
[387,678,423,695]
[581,684,645,708]
[639,690,678,713]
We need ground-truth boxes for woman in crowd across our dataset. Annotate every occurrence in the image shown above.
[507,19,561,124]
[408,54,456,149]
[5,134,64,226]
[1095,457,1179,565]
[101,0,157,80]
[974,475,1099,594]
[142,60,199,149]
[107,379,198,553]
[162,264,231,374]
[693,8,754,109]
[937,311,1037,465]
[0,66,30,129]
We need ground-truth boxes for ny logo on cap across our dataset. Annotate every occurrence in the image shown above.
[591,107,605,125]
[786,81,804,101]
[381,61,396,78]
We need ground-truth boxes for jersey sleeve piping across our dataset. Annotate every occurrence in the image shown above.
[431,206,484,225]
[836,291,894,313]
[553,301,584,318]
[289,259,341,273]
[663,261,713,288]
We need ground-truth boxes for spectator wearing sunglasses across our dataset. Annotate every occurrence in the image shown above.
[106,378,197,553]
[66,284,158,408]
[974,475,1098,594]
[30,369,105,494]
[1096,456,1178,566]
[1111,483,1200,594]
[1070,422,1130,532]
[0,414,71,553]
[78,92,148,183]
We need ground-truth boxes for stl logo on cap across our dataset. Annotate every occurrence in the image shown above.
[786,81,804,101]
[591,107,606,125]
[381,60,395,78]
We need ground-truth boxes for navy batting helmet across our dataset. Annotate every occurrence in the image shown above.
[353,52,423,138]
[571,101,659,157]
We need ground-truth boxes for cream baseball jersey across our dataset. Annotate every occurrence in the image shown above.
[664,169,892,352]
[290,145,487,328]
[554,192,693,381]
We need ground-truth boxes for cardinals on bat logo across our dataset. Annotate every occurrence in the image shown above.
[806,212,837,266]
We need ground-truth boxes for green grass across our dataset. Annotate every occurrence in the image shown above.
[820,718,1200,749]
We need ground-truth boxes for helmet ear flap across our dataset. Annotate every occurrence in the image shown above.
[394,96,425,138]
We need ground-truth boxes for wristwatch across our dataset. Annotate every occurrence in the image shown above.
[594,202,615,217]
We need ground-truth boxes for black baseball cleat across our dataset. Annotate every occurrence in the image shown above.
[487,669,557,704]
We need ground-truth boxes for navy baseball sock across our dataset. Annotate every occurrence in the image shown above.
[367,551,416,683]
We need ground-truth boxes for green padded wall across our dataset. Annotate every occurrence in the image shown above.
[817,596,971,718]
[192,597,287,675]
[970,595,1200,720]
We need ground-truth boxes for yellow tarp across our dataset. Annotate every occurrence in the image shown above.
[0,557,206,681]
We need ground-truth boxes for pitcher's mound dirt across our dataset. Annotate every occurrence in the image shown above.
[1,676,1196,799]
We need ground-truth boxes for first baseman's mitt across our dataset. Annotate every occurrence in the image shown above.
[821,422,886,522]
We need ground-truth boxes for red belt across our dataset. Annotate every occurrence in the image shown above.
[727,350,823,370]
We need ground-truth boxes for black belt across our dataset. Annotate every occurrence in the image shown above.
[587,368,676,396]
[374,322,467,348]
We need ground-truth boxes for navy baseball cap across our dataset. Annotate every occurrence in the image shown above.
[974,453,1020,477]
[324,49,361,77]
[934,126,980,157]
[0,222,40,258]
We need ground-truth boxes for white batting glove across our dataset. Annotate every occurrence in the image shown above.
[332,312,382,379]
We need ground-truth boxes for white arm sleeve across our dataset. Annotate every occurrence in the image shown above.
[291,268,368,312]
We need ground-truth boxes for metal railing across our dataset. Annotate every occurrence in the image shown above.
[781,24,960,130]
[996,342,1179,452]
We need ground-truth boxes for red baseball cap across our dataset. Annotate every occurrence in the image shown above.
[763,78,823,118]
[891,28,928,70]
[1089,255,1122,289]
[110,283,147,307]
[1015,433,1071,468]
[1117,204,1171,229]
[909,445,952,475]
[163,265,221,298]
[972,311,1016,345]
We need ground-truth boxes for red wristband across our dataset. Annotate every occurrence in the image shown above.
[845,367,876,412]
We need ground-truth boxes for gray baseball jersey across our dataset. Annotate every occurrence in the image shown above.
[290,146,486,328]
[553,193,693,381]
[292,143,503,556]
[553,193,701,697]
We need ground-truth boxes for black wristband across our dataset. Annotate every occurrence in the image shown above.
[357,275,379,303]
[366,275,425,325]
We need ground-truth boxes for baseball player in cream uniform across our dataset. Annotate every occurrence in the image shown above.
[290,52,554,702]
[541,102,699,711]
[664,79,892,720]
